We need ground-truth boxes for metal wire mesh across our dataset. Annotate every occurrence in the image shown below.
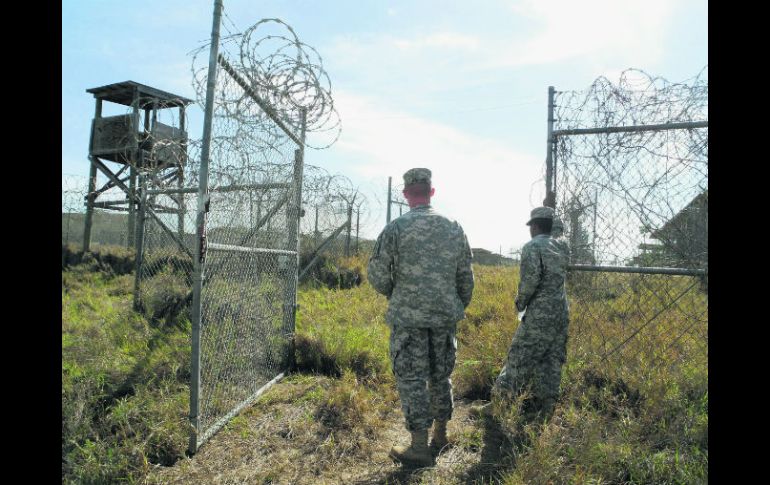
[389,180,409,221]
[566,273,707,382]
[136,189,196,320]
[300,169,357,269]
[62,175,87,246]
[132,96,195,318]
[62,174,134,247]
[551,68,708,378]
[185,14,342,448]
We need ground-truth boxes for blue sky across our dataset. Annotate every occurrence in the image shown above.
[62,0,707,253]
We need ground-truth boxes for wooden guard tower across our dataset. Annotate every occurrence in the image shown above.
[83,81,193,252]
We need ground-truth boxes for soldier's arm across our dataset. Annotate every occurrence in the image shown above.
[456,231,474,308]
[515,243,542,312]
[367,225,396,297]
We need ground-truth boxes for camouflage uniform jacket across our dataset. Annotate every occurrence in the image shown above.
[368,204,474,328]
[515,234,569,318]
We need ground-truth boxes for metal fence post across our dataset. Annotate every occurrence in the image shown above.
[189,0,223,456]
[285,109,306,372]
[345,203,352,256]
[133,174,148,311]
[314,205,320,246]
[178,105,187,240]
[64,213,71,246]
[545,86,556,208]
[386,176,392,224]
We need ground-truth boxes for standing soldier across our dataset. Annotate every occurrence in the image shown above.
[368,168,474,467]
[472,206,569,422]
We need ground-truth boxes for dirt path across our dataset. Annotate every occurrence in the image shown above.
[145,377,514,484]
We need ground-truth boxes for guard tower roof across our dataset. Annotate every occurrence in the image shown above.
[86,81,194,108]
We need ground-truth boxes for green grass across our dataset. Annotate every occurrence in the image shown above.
[293,255,707,484]
[62,263,191,484]
[63,248,707,484]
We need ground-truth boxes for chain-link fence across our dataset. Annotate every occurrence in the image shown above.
[547,68,708,384]
[386,176,409,224]
[62,174,136,248]
[67,7,345,454]
[180,11,340,452]
[62,175,88,246]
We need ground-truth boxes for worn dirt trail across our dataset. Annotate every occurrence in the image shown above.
[145,377,514,484]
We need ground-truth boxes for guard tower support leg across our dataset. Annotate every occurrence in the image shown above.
[130,107,151,248]
[82,98,102,253]
[128,166,136,248]
[83,163,97,253]
[127,87,141,250]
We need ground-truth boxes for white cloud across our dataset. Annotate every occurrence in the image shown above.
[328,90,546,250]
[327,0,676,75]
[492,0,674,68]
[393,32,481,51]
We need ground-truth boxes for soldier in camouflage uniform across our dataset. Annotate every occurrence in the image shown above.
[500,206,569,419]
[368,168,474,467]
[472,207,570,422]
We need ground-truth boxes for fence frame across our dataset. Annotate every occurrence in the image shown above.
[186,1,307,453]
[544,81,708,369]
[386,175,409,224]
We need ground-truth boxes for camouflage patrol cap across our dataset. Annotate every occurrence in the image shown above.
[403,168,432,186]
[526,206,554,225]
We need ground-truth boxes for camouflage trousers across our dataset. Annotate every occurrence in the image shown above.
[494,313,569,416]
[389,324,457,432]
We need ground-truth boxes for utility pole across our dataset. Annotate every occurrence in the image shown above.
[355,208,360,255]
[386,176,392,224]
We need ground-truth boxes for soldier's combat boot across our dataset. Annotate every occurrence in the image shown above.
[430,419,449,452]
[389,429,434,467]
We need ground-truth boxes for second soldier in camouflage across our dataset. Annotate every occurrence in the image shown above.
[471,207,570,423]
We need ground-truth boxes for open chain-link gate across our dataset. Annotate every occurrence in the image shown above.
[187,5,308,453]
[544,69,708,383]
[133,4,323,453]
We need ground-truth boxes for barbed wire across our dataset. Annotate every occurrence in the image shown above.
[388,181,409,219]
[552,67,708,381]
[190,17,341,151]
[301,167,371,246]
[554,66,708,131]
[62,174,88,213]
[554,67,708,268]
